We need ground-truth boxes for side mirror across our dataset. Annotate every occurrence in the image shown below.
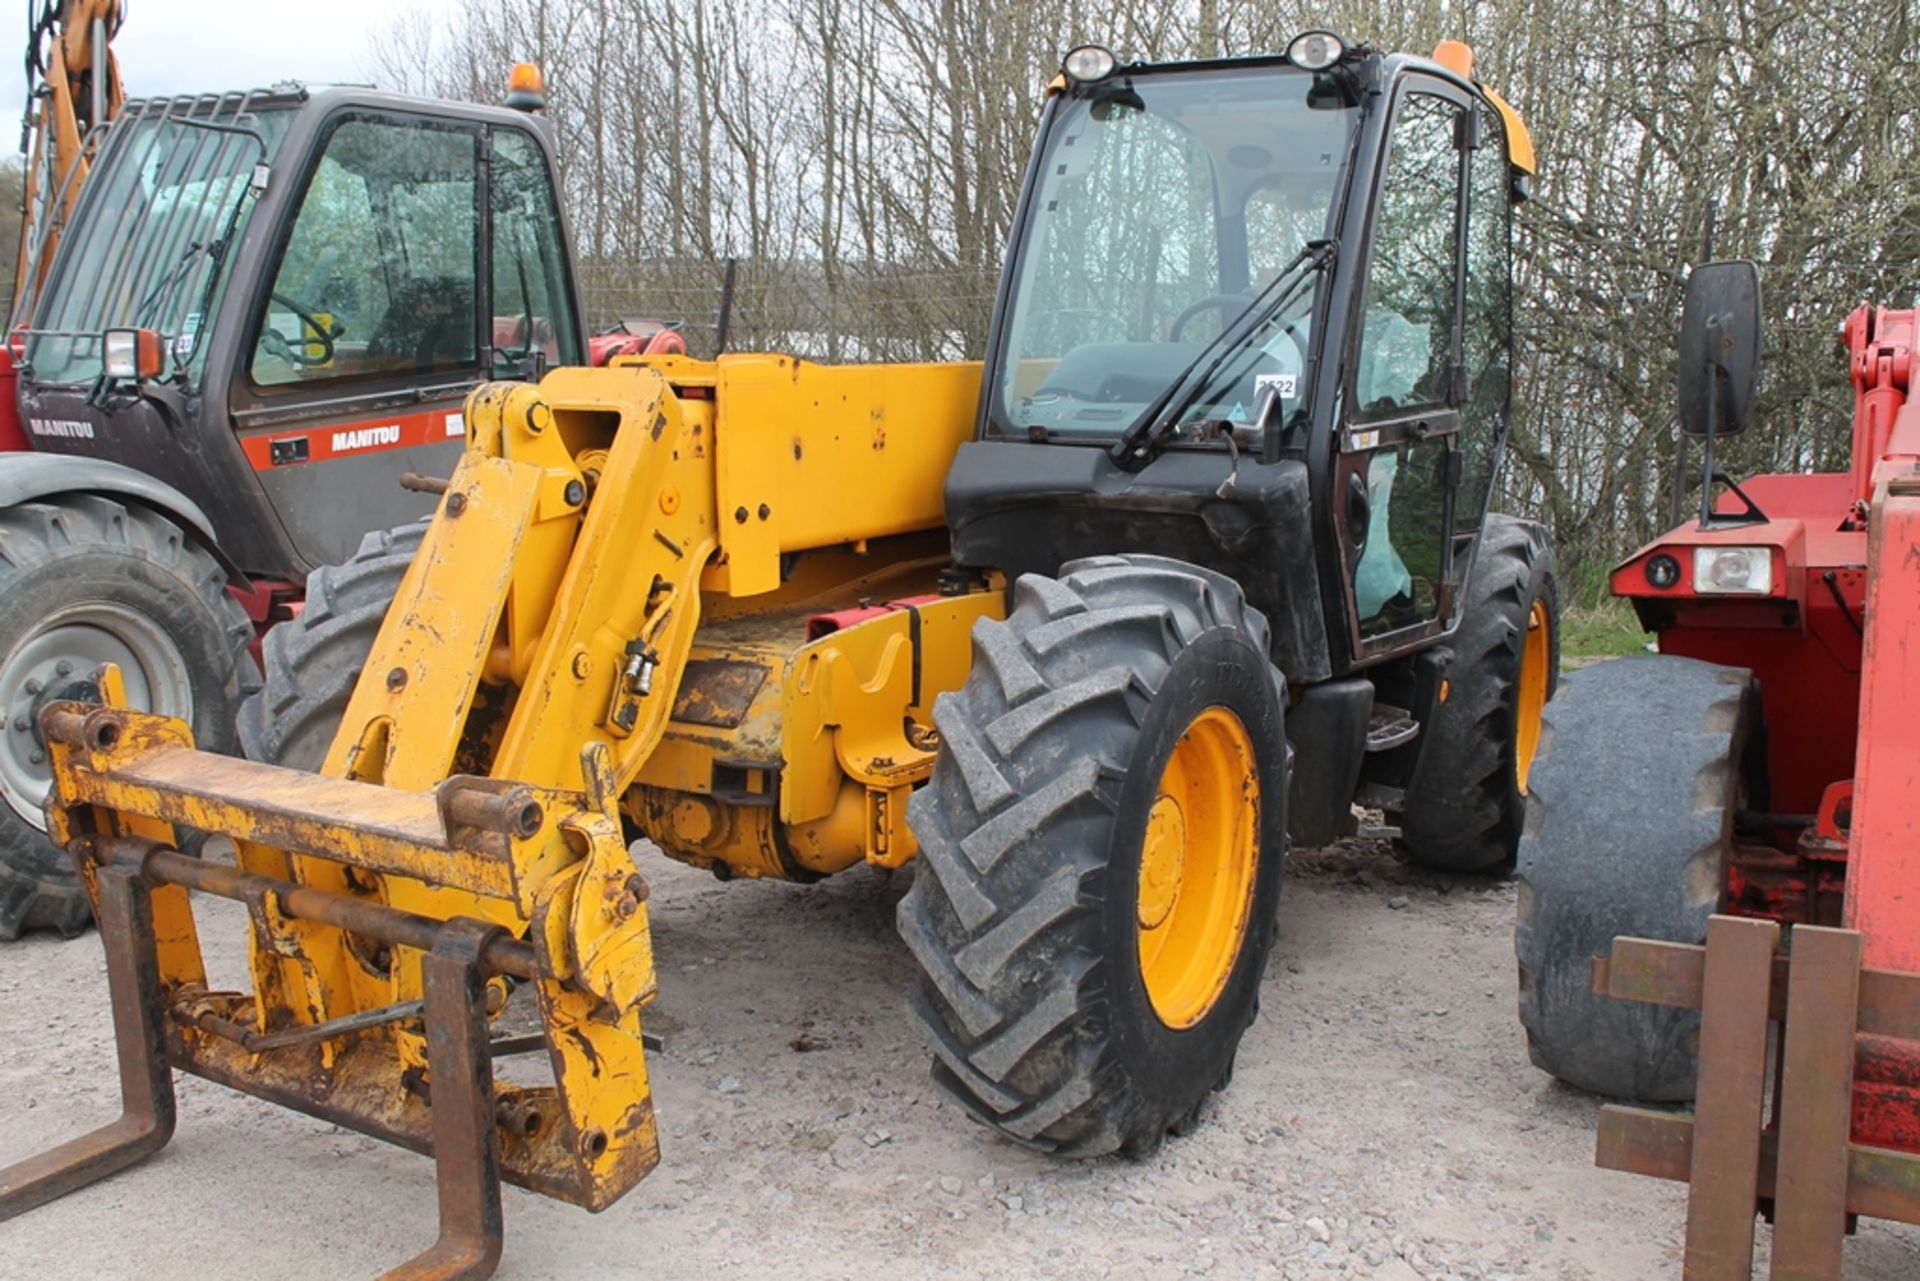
[1677,260,1761,438]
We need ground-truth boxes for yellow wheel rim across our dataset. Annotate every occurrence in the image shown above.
[1515,599,1551,794]
[1136,707,1260,1029]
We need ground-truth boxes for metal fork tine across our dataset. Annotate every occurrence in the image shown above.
[0,853,176,1218]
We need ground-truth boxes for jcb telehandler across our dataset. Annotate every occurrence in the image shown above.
[0,34,1555,1276]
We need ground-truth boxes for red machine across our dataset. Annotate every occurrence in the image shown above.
[1517,262,1920,1277]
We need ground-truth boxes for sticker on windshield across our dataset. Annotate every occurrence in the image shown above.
[172,312,203,362]
[1255,372,1298,400]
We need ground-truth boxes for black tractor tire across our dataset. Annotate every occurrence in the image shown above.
[900,554,1290,1157]
[1397,515,1559,873]
[1515,654,1756,1102]
[238,522,426,771]
[0,496,258,939]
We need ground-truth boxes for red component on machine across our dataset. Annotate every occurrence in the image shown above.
[1845,303,1916,508]
[589,326,688,365]
[225,578,305,666]
[0,347,28,452]
[1593,300,1920,1273]
[805,595,942,641]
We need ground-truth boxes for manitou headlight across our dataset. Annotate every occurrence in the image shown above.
[1286,30,1346,71]
[1645,554,1681,589]
[1062,45,1117,83]
[1693,546,1774,595]
[102,327,162,381]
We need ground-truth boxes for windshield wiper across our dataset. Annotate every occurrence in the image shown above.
[1109,238,1335,470]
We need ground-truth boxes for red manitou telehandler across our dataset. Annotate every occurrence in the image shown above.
[0,5,691,940]
[1517,261,1920,1277]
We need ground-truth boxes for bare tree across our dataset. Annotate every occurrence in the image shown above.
[363,0,1920,596]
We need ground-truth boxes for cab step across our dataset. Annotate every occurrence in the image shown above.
[1364,705,1420,752]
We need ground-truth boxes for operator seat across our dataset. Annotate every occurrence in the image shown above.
[367,277,476,372]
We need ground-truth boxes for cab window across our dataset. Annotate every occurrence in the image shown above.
[992,68,1356,440]
[1353,93,1462,419]
[1349,90,1468,638]
[1456,104,1512,533]
[490,129,579,377]
[250,115,480,388]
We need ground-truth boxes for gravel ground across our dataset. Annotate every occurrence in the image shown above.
[4,837,1918,1280]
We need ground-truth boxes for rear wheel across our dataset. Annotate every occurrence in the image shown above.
[238,522,425,771]
[0,497,257,939]
[1514,655,1755,1101]
[900,555,1289,1156]
[1397,515,1558,873]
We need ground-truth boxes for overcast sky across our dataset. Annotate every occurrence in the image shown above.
[1,0,455,152]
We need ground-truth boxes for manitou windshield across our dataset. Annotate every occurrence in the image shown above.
[993,64,1358,442]
[23,96,294,385]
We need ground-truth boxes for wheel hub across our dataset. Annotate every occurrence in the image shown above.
[1135,706,1261,1030]
[0,605,193,831]
[1137,796,1187,930]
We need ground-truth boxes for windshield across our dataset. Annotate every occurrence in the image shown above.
[24,103,293,385]
[993,66,1357,442]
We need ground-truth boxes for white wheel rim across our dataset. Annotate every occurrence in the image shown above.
[0,603,195,829]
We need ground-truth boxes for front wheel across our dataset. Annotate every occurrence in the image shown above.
[0,497,258,939]
[1515,655,1755,1101]
[900,555,1289,1156]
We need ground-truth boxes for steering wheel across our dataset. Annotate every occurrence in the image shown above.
[1168,293,1254,342]
[259,292,341,367]
[1026,383,1107,406]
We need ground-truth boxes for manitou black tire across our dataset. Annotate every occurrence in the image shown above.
[1397,515,1559,873]
[0,496,258,939]
[238,522,426,771]
[1515,655,1756,1102]
[900,555,1290,1156]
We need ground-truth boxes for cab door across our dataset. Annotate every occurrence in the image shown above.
[1335,82,1482,659]
[229,110,582,571]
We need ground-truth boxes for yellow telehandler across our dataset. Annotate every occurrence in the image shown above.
[0,33,1553,1278]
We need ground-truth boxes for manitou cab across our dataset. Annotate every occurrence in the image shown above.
[16,83,584,566]
[0,81,583,936]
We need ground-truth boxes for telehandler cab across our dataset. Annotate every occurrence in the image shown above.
[0,34,1556,1277]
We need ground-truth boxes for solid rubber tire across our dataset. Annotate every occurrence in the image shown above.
[1514,654,1755,1101]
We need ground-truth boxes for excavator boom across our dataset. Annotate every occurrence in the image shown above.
[14,0,126,324]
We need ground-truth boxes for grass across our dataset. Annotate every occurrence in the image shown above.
[1559,596,1652,666]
